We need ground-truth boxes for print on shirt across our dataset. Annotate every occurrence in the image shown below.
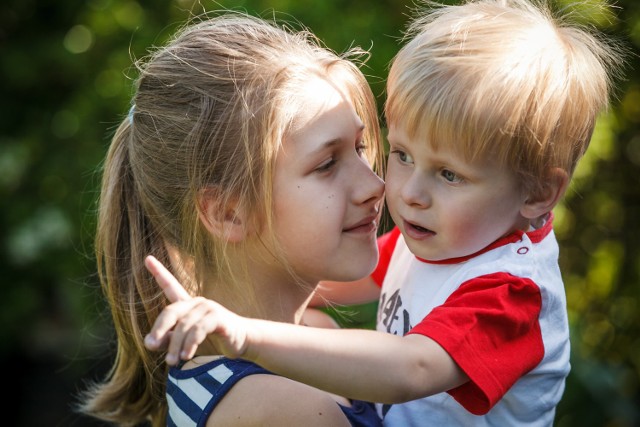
[381,403,392,418]
[378,289,413,420]
[378,289,412,336]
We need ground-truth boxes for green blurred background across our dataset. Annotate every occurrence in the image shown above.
[2,0,639,425]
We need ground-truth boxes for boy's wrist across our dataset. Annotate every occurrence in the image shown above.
[240,317,266,363]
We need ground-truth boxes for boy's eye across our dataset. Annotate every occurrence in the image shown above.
[441,169,462,183]
[392,149,413,164]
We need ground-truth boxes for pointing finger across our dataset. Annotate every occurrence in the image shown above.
[145,255,191,302]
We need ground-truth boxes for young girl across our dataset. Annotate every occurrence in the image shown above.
[144,1,624,426]
[79,13,386,427]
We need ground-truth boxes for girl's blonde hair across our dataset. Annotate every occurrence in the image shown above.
[386,0,623,197]
[80,12,382,426]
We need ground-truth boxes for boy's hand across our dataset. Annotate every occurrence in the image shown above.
[143,255,249,365]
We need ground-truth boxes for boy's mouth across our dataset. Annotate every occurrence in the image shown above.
[404,220,436,238]
[411,223,431,233]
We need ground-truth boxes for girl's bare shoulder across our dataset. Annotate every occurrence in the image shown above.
[206,372,352,427]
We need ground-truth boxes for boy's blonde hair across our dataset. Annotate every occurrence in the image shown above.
[386,0,622,196]
[81,12,382,426]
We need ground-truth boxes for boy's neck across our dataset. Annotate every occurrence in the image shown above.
[525,212,551,231]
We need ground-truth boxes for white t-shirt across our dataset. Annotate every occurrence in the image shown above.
[371,215,570,426]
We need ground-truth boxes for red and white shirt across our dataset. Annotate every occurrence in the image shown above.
[372,215,570,426]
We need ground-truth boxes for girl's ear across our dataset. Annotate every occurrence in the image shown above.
[520,168,569,219]
[197,189,249,243]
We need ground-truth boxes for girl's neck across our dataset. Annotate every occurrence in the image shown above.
[198,272,313,357]
[202,251,315,324]
[196,241,317,356]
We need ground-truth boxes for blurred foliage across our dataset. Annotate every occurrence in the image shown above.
[1,0,638,425]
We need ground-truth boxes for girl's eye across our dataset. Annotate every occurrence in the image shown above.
[356,141,367,156]
[441,169,462,183]
[315,158,336,173]
[391,149,413,164]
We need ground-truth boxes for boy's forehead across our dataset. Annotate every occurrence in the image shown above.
[386,123,403,141]
[387,123,446,153]
[387,121,497,164]
[387,121,445,147]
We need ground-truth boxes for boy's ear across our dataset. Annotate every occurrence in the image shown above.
[520,168,569,219]
[197,188,249,243]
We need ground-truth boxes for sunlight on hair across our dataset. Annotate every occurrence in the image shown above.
[554,0,619,28]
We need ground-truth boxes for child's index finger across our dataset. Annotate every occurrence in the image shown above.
[144,255,191,302]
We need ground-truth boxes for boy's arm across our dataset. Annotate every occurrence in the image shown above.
[246,321,469,404]
[144,256,468,404]
[309,277,381,307]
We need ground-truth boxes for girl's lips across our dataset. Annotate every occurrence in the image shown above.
[403,220,435,240]
[344,216,378,234]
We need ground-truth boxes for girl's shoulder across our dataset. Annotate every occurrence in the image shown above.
[170,356,353,427]
[205,370,353,427]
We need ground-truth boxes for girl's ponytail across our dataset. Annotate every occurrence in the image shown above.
[80,118,169,426]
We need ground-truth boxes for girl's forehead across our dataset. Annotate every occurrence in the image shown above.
[287,76,352,133]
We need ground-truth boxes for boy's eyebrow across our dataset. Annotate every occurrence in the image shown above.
[385,134,400,145]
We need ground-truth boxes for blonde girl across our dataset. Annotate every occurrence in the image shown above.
[80,12,385,426]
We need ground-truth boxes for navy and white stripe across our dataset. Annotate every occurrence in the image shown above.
[167,358,269,427]
[166,357,382,427]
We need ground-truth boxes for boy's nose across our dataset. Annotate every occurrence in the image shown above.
[401,174,431,208]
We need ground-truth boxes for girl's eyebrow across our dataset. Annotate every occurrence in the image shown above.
[310,124,365,154]
[309,139,340,156]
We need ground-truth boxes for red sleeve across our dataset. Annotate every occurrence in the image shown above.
[370,227,402,287]
[407,272,543,415]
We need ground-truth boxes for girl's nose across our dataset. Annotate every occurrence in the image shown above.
[355,162,385,206]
